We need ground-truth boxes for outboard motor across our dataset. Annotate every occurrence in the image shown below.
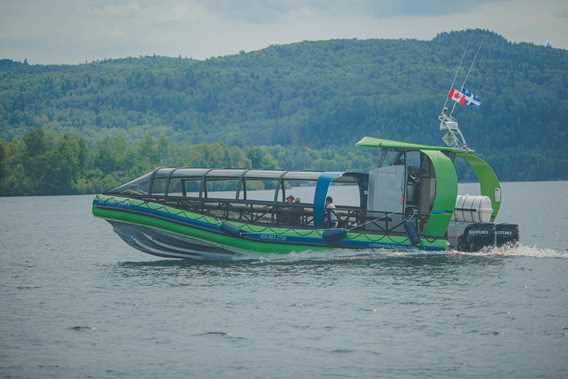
[496,223,519,247]
[455,222,520,252]
[457,223,496,252]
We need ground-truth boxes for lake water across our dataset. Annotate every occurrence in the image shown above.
[1,181,567,378]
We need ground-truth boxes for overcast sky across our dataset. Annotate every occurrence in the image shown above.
[1,0,567,64]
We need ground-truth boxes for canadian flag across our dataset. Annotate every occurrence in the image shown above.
[448,87,466,106]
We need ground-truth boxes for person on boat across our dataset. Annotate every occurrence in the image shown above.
[325,196,338,228]
[291,197,304,225]
[279,195,297,225]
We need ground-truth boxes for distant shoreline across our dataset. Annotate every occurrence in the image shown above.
[1,179,566,198]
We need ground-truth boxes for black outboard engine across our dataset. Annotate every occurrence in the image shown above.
[458,223,495,252]
[457,223,519,252]
[495,223,519,247]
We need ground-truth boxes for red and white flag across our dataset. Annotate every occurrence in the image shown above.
[448,87,466,106]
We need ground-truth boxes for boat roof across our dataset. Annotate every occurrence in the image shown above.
[153,168,361,182]
[356,136,464,153]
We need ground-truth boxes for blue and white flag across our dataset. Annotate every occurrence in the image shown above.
[461,88,481,107]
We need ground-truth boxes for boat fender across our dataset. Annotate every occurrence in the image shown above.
[219,222,242,237]
[403,220,421,246]
[322,228,347,242]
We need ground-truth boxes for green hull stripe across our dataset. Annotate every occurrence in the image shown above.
[93,196,448,252]
[94,206,324,253]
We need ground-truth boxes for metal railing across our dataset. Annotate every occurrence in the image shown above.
[111,193,426,235]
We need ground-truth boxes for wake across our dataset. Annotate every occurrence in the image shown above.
[258,244,568,263]
[448,244,568,258]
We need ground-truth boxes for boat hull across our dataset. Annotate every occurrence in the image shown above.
[110,222,242,260]
[92,195,448,260]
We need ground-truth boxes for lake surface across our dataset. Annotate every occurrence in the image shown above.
[1,181,567,378]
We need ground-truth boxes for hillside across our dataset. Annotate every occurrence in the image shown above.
[1,29,567,194]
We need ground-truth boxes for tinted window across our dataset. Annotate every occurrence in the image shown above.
[168,178,184,196]
[108,172,152,195]
[245,179,279,201]
[206,179,242,199]
[185,179,202,198]
[282,180,316,204]
[151,178,168,195]
[327,182,360,207]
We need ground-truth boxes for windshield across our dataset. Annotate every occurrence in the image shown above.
[106,171,153,195]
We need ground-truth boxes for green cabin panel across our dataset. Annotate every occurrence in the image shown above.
[420,150,458,238]
[456,152,502,221]
[357,136,502,223]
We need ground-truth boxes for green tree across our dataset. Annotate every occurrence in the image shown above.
[247,146,277,169]
[0,140,8,193]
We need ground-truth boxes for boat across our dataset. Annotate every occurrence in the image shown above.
[92,110,519,260]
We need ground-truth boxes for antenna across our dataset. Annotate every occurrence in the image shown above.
[450,42,482,117]
[441,47,468,113]
[439,42,483,151]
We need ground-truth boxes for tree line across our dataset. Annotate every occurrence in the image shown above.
[0,128,378,195]
[1,125,564,196]
[1,28,567,193]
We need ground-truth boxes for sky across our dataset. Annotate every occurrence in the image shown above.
[1,0,567,64]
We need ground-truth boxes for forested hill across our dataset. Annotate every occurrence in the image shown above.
[1,29,567,195]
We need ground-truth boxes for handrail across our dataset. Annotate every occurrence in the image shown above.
[105,193,425,234]
[348,211,426,236]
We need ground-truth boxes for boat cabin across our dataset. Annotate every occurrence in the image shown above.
[107,168,368,229]
[106,143,460,239]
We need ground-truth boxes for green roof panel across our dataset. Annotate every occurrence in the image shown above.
[356,136,462,153]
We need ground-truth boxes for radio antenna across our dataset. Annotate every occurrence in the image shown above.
[441,47,468,113]
[450,42,482,116]
[439,41,484,151]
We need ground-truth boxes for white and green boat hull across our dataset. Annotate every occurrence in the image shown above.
[93,195,448,260]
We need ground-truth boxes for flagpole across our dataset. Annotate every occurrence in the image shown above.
[442,47,468,113]
[450,42,482,116]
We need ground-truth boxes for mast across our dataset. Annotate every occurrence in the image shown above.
[439,43,482,152]
[438,109,469,151]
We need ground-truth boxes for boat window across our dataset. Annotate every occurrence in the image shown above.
[206,178,242,199]
[244,179,279,201]
[107,171,152,195]
[168,178,184,196]
[185,179,202,198]
[153,168,175,178]
[406,151,421,168]
[151,177,169,196]
[327,181,360,207]
[378,149,404,167]
[282,180,316,204]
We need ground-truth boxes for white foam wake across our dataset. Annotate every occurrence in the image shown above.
[448,244,568,258]
[258,244,568,263]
